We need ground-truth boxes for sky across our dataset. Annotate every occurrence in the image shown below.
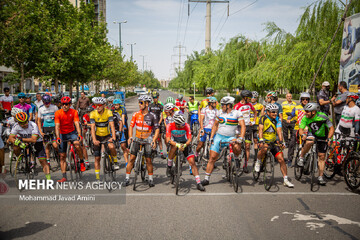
[106,0,317,81]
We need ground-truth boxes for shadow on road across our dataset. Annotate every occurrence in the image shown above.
[0,222,53,240]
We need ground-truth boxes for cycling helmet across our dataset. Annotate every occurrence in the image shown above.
[138,95,152,102]
[205,87,214,95]
[347,92,359,100]
[42,94,51,104]
[164,103,175,111]
[15,112,28,123]
[166,96,175,104]
[72,98,76,104]
[144,95,152,102]
[265,103,279,111]
[25,93,31,99]
[303,102,320,112]
[220,96,235,105]
[178,94,183,100]
[299,92,311,101]
[208,97,217,103]
[266,91,277,98]
[61,96,71,104]
[173,114,186,126]
[107,96,115,102]
[92,97,106,105]
[18,92,26,98]
[113,99,122,105]
[240,90,252,98]
[152,91,159,98]
[11,107,23,117]
[252,91,259,98]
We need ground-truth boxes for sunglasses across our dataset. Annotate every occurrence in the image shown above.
[175,123,185,127]
[301,98,310,101]
[96,104,104,107]
[63,103,70,106]
[269,111,278,114]
[139,101,145,105]
[19,121,29,126]
[305,110,312,113]
[19,97,25,99]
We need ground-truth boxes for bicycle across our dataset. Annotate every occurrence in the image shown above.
[43,132,60,171]
[131,138,149,191]
[189,110,199,137]
[169,145,186,195]
[199,133,211,170]
[64,140,82,182]
[84,126,94,155]
[343,149,360,191]
[99,141,116,185]
[14,143,37,191]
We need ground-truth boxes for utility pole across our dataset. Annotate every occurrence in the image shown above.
[189,0,229,53]
[173,43,186,71]
[113,20,127,52]
[139,55,146,72]
[127,43,136,62]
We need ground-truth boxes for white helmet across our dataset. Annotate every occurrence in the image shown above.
[220,96,235,105]
[265,103,279,111]
[173,113,186,125]
[299,92,311,101]
[11,107,23,117]
[164,103,175,111]
[107,96,115,102]
[252,91,259,98]
[92,97,106,104]
[304,102,320,112]
[138,95,152,102]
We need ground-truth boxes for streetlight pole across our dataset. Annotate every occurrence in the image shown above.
[139,55,146,72]
[127,43,136,62]
[193,82,196,100]
[113,20,127,52]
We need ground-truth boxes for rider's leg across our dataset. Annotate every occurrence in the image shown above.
[318,152,326,177]
[125,154,136,180]
[299,140,314,158]
[94,156,101,180]
[121,143,129,164]
[276,152,287,177]
[108,142,117,163]
[204,150,219,181]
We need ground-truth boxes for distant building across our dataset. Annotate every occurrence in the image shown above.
[69,0,106,23]
[160,80,169,88]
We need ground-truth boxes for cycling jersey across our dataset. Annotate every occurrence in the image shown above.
[0,95,13,111]
[130,110,159,139]
[335,105,360,136]
[114,106,128,129]
[89,108,114,137]
[175,99,187,113]
[14,103,32,115]
[38,104,58,128]
[166,122,191,143]
[299,112,332,138]
[54,108,80,134]
[234,102,255,126]
[201,106,218,129]
[281,101,296,121]
[274,102,283,118]
[162,106,180,119]
[10,121,42,142]
[289,105,305,130]
[216,110,243,137]
[83,114,90,124]
[259,115,282,142]
[188,101,199,112]
[149,102,164,120]
[250,102,264,125]
[199,98,220,110]
[112,111,122,132]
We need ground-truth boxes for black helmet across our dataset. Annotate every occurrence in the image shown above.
[241,90,252,98]
[205,87,214,95]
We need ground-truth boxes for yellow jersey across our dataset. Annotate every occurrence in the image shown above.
[259,115,282,142]
[199,98,220,110]
[90,108,114,137]
[250,102,264,125]
[281,101,296,121]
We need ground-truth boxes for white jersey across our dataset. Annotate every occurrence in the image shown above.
[34,100,44,109]
[10,121,42,142]
[7,117,17,130]
[335,105,360,137]
[201,106,218,129]
[216,110,243,137]
[38,104,58,128]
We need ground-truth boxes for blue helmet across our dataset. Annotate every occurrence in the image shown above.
[18,92,26,98]
[42,94,51,104]
[25,93,31,98]
[113,99,123,105]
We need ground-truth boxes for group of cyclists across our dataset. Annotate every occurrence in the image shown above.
[2,85,360,192]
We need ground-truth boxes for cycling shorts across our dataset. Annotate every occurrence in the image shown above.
[173,143,194,160]
[94,135,112,157]
[306,133,328,154]
[119,129,128,145]
[200,128,212,142]
[264,141,282,158]
[59,130,78,153]
[34,141,46,160]
[210,134,235,154]
[43,127,56,142]
[130,138,153,158]
[250,125,258,140]
[244,125,252,143]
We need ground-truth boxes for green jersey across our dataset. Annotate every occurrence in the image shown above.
[299,112,333,138]
[188,101,199,112]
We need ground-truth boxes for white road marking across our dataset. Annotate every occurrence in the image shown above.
[270,216,279,221]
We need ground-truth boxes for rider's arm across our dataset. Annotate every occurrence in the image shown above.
[277,127,283,142]
[90,122,97,142]
[328,125,335,140]
[109,121,116,141]
[258,124,264,139]
[55,122,60,140]
[210,120,219,139]
[9,134,17,143]
[22,134,38,143]
[199,111,205,130]
[37,115,44,136]
[238,119,246,138]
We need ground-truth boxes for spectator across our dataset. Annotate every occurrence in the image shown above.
[25,94,37,122]
[76,92,90,121]
[281,93,297,166]
[34,93,44,109]
[0,87,14,117]
[101,93,106,98]
[317,81,331,116]
[331,81,349,125]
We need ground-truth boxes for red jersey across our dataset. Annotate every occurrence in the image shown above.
[54,108,79,134]
[130,110,159,139]
[175,99,187,113]
[83,113,90,124]
[166,122,191,143]
[234,102,255,125]
[0,95,13,111]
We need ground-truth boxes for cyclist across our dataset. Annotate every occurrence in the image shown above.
[335,92,360,137]
[234,90,257,173]
[149,91,165,157]
[254,104,294,188]
[125,95,159,187]
[265,92,283,121]
[250,91,264,160]
[55,96,85,182]
[0,87,13,118]
[90,97,119,179]
[25,94,37,122]
[175,94,187,114]
[107,96,115,111]
[166,114,205,191]
[195,96,218,161]
[113,99,130,166]
[14,92,32,119]
[37,94,59,166]
[298,103,335,185]
[287,92,310,167]
[163,103,177,129]
[81,106,92,170]
[201,96,246,186]
[9,112,50,180]
[186,96,199,125]
[199,88,219,112]
[7,108,23,130]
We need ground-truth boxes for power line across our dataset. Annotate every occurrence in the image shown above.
[176,0,185,45]
[229,0,258,16]
[212,8,227,40]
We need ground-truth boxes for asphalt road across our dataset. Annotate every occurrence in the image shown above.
[0,90,359,240]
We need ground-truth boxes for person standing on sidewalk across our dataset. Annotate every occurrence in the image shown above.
[76,92,90,121]
[281,93,296,166]
[317,81,331,116]
[331,81,349,125]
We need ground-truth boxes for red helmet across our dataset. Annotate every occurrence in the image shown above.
[347,93,359,100]
[61,96,71,104]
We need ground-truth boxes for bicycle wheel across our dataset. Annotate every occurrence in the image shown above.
[263,153,274,191]
[232,159,240,192]
[175,153,182,195]
[67,149,75,181]
[294,146,303,181]
[9,151,17,177]
[14,154,28,191]
[50,145,61,171]
[133,153,141,191]
[170,155,176,184]
[310,153,316,192]
[141,156,147,182]
[192,122,199,137]
[252,159,260,181]
[343,155,360,191]
[103,153,115,182]
[323,149,336,179]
